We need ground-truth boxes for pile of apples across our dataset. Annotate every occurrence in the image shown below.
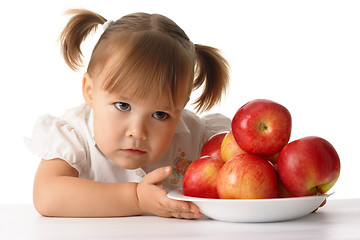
[183,99,341,199]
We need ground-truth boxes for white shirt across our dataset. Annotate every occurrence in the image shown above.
[26,104,231,191]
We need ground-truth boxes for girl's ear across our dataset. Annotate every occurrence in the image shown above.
[82,72,94,108]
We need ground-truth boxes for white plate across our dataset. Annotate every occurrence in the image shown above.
[167,188,329,223]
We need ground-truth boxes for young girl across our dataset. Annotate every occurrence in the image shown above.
[27,9,230,219]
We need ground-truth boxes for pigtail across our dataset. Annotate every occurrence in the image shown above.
[59,9,107,71]
[193,44,230,113]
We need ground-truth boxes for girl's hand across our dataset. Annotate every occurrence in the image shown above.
[136,166,202,219]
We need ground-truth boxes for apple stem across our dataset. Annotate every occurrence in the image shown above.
[315,186,321,196]
[259,122,268,131]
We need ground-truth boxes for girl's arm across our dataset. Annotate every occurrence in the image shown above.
[33,159,201,218]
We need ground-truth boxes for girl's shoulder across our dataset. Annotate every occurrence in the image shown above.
[173,109,231,153]
[62,104,91,127]
[179,109,231,137]
[26,104,92,172]
[34,104,91,143]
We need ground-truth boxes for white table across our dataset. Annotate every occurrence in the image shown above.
[1,199,359,240]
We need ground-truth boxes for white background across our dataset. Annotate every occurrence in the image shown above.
[0,0,359,203]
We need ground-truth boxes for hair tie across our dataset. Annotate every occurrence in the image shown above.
[103,20,114,31]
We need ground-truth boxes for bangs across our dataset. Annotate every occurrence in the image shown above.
[100,31,194,110]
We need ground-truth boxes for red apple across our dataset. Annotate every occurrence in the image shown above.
[277,136,341,197]
[277,178,294,198]
[232,99,292,156]
[220,130,246,162]
[263,152,279,165]
[201,132,227,160]
[216,153,278,199]
[183,156,224,198]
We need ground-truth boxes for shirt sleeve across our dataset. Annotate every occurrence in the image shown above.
[25,114,89,173]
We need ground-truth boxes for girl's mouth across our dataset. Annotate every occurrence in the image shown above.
[121,149,146,155]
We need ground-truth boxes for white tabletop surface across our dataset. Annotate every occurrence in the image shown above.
[1,199,359,240]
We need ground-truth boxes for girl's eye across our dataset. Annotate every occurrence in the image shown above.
[152,111,169,120]
[114,102,131,111]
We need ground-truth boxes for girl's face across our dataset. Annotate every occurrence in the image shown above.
[83,73,188,170]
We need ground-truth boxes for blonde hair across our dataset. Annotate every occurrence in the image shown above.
[60,9,229,112]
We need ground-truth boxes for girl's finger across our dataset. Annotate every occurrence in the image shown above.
[189,202,201,215]
[172,210,202,219]
[142,166,172,185]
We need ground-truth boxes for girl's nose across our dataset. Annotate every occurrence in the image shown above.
[125,120,147,140]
